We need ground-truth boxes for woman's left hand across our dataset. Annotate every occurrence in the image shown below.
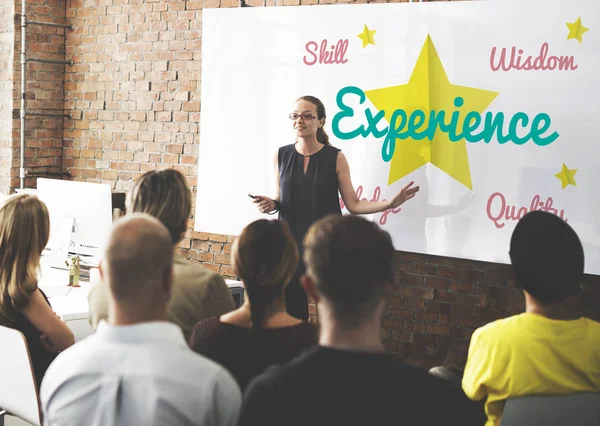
[389,181,420,209]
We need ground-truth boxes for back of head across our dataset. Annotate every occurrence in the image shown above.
[127,169,191,244]
[0,194,50,322]
[303,215,394,327]
[104,214,174,309]
[232,219,298,329]
[510,211,584,304]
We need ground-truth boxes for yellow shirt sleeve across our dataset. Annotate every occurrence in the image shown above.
[462,327,491,401]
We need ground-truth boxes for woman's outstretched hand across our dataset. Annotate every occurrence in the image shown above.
[253,195,276,214]
[389,181,420,209]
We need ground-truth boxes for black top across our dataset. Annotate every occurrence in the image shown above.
[278,143,342,248]
[189,316,318,391]
[239,346,486,426]
[6,289,58,389]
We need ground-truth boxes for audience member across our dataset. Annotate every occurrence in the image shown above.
[41,214,241,426]
[462,211,600,426]
[88,169,235,340]
[239,215,483,426]
[189,219,317,390]
[0,194,74,388]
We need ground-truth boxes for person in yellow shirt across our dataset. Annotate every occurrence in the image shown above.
[462,211,600,426]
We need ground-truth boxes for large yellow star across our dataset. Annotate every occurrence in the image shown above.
[554,163,577,189]
[566,17,589,43]
[357,25,376,48]
[364,35,498,189]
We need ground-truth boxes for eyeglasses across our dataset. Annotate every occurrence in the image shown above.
[289,113,317,121]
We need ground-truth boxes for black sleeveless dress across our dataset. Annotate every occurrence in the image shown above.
[4,289,58,389]
[278,143,342,319]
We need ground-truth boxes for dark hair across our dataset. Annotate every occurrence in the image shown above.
[303,215,394,327]
[127,169,192,244]
[232,220,299,329]
[509,211,584,304]
[296,95,330,146]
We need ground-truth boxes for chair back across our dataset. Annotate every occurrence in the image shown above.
[501,393,600,426]
[0,325,42,426]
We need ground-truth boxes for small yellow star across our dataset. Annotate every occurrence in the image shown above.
[554,163,577,189]
[566,17,589,43]
[357,25,376,48]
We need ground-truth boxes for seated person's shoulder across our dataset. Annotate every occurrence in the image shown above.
[174,256,224,283]
[190,316,222,344]
[248,346,319,390]
[470,313,524,345]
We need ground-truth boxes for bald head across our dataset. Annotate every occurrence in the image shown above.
[103,214,173,309]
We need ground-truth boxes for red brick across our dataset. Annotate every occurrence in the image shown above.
[214,254,230,265]
[438,313,450,326]
[401,252,428,262]
[402,321,426,334]
[403,343,426,356]
[486,270,509,284]
[413,312,438,323]
[411,287,434,300]
[472,269,486,283]
[196,252,214,262]
[202,263,220,273]
[450,281,474,293]
[459,318,482,329]
[478,284,503,298]
[391,330,410,343]
[425,276,450,290]
[390,309,414,320]
[402,297,425,311]
[412,333,437,347]
[209,234,228,243]
[209,243,224,253]
[437,266,462,279]
[426,325,450,336]
[394,261,412,273]
[452,305,478,318]
[425,300,451,314]
[414,263,437,276]
[395,287,412,297]
[400,273,424,287]
[191,240,209,251]
[382,317,400,328]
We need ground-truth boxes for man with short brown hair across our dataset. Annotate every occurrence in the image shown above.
[239,215,482,426]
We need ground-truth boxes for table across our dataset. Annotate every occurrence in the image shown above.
[38,263,244,342]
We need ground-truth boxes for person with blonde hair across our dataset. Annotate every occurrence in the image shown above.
[189,219,318,390]
[0,194,74,387]
[88,168,235,340]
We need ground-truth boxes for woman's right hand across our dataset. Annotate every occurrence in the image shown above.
[253,195,276,214]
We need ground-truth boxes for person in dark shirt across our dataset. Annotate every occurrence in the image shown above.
[189,219,318,390]
[239,215,484,426]
[251,95,419,320]
[0,194,74,388]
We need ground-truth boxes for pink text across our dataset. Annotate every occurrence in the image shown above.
[486,192,568,229]
[490,42,578,72]
[339,185,402,225]
[303,39,349,66]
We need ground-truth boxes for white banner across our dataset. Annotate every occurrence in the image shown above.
[196,0,600,275]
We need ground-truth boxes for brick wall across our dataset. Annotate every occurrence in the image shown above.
[14,0,68,189]
[0,2,14,195]
[1,0,598,370]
